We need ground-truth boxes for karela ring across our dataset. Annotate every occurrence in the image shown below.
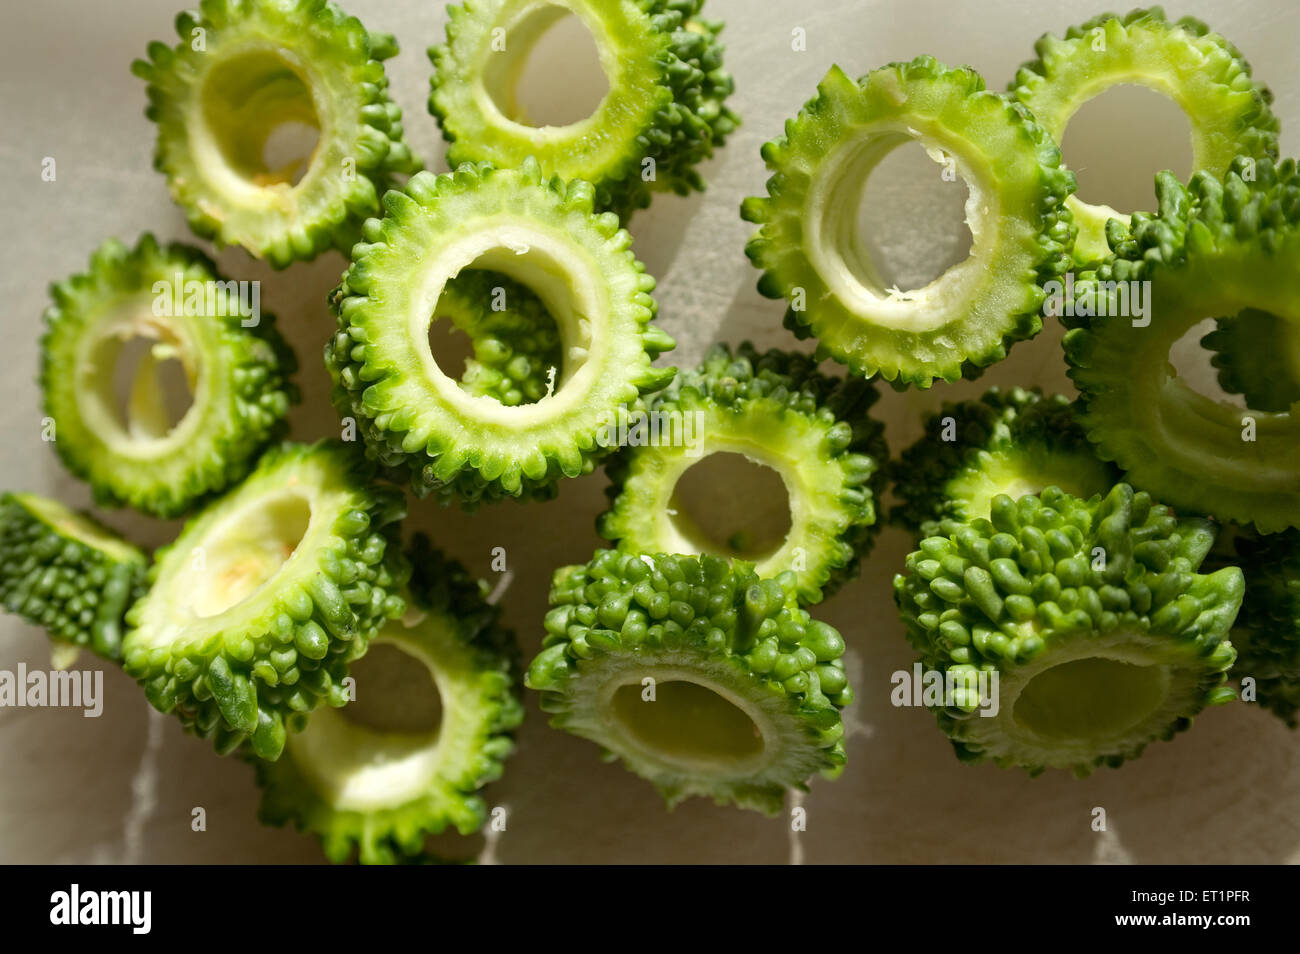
[122,441,409,761]
[133,0,421,267]
[1064,158,1300,532]
[326,160,676,507]
[893,485,1241,775]
[1011,7,1279,264]
[527,550,853,814]
[742,58,1076,388]
[890,387,1118,536]
[0,493,147,661]
[256,535,523,864]
[599,343,887,604]
[41,235,297,519]
[1202,308,1300,415]
[434,269,563,407]
[429,0,738,220]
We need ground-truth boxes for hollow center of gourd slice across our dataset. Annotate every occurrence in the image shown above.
[611,679,764,766]
[1060,84,1192,213]
[1169,310,1300,414]
[184,491,312,618]
[427,269,564,408]
[341,641,443,735]
[200,48,322,188]
[667,452,793,562]
[1013,656,1170,742]
[482,3,612,129]
[84,311,199,447]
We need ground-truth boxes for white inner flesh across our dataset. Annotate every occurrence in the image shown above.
[75,298,205,458]
[410,224,602,427]
[291,636,449,812]
[806,128,994,333]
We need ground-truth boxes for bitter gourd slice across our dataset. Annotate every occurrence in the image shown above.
[255,535,523,864]
[0,493,147,661]
[326,160,676,508]
[742,57,1075,388]
[1064,158,1300,532]
[122,441,408,761]
[893,484,1241,775]
[1202,309,1300,414]
[429,0,738,221]
[41,235,297,519]
[527,550,852,813]
[434,269,562,407]
[134,0,421,268]
[891,387,1118,537]
[1010,7,1279,264]
[599,343,887,604]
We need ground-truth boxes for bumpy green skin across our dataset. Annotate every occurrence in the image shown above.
[436,270,563,407]
[527,550,852,813]
[1215,529,1300,726]
[1010,7,1279,264]
[1064,157,1300,532]
[599,343,888,604]
[894,485,1241,775]
[123,442,409,761]
[255,535,523,864]
[326,160,676,508]
[891,387,1119,537]
[429,0,738,221]
[41,235,298,519]
[742,57,1075,388]
[1202,309,1300,414]
[0,494,147,661]
[134,0,421,268]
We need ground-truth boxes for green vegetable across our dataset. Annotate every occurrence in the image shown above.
[1202,308,1300,414]
[255,535,523,864]
[326,160,676,508]
[742,57,1075,388]
[527,550,852,813]
[0,493,147,661]
[1064,157,1300,532]
[434,269,563,407]
[1010,7,1279,264]
[134,0,420,268]
[893,484,1241,775]
[122,441,408,761]
[599,343,887,604]
[41,235,298,519]
[1215,528,1300,726]
[891,387,1118,536]
[429,0,738,220]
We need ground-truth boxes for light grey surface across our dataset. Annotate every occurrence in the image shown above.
[0,0,1297,864]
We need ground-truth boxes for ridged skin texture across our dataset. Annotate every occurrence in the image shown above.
[255,535,523,864]
[890,387,1119,537]
[599,343,888,604]
[0,494,147,661]
[134,0,421,267]
[123,441,409,761]
[742,57,1076,388]
[1201,309,1300,414]
[1064,157,1300,531]
[429,0,738,220]
[527,550,852,813]
[1010,6,1279,264]
[325,160,676,508]
[40,235,298,519]
[894,485,1241,775]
